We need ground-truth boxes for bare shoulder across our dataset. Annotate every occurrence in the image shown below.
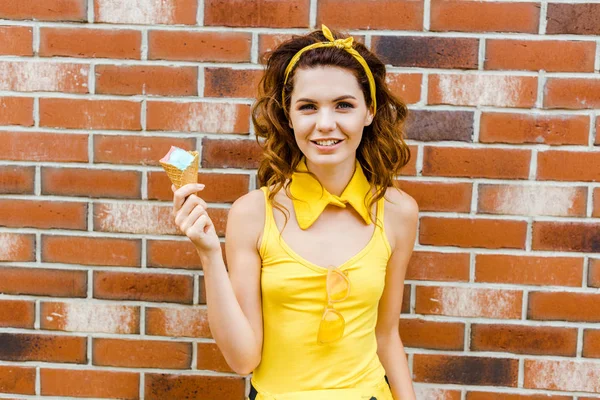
[383,186,419,248]
[227,188,266,250]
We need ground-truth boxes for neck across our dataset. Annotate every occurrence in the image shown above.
[304,156,357,197]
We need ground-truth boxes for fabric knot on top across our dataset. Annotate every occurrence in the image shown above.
[289,157,373,230]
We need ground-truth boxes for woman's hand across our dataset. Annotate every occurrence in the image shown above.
[172,183,221,255]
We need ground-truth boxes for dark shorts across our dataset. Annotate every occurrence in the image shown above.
[249,375,391,400]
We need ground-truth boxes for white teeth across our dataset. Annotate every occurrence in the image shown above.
[314,140,340,146]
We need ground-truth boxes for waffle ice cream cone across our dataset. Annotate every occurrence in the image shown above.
[159,148,199,189]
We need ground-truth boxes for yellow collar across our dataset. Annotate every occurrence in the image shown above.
[289,158,373,230]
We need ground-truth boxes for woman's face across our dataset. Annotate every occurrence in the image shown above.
[287,66,373,168]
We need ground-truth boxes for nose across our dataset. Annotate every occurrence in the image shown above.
[315,108,336,132]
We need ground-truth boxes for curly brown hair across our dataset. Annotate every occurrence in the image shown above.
[251,26,411,229]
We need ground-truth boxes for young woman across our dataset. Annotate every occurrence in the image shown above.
[171,25,418,400]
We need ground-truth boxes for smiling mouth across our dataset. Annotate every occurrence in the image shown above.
[310,139,343,146]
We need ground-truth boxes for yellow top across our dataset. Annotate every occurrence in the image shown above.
[251,161,393,400]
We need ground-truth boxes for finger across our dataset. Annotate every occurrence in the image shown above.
[173,183,205,214]
[171,184,176,193]
[191,213,213,235]
[175,193,208,221]
[180,203,208,233]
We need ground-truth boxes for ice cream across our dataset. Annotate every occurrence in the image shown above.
[159,146,199,189]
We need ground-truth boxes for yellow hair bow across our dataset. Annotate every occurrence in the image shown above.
[282,24,377,117]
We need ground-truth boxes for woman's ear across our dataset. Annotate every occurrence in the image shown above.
[364,110,374,126]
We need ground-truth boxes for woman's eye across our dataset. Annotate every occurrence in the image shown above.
[298,102,354,110]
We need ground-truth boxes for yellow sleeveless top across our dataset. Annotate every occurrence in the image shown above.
[250,185,394,400]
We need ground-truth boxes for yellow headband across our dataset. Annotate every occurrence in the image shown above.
[282,24,377,117]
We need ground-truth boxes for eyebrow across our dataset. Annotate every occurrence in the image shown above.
[295,95,357,104]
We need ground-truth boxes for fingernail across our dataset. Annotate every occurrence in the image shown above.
[197,184,205,188]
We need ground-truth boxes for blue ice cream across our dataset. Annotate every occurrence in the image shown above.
[162,146,195,170]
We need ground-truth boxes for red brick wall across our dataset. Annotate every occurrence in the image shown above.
[0,0,598,399]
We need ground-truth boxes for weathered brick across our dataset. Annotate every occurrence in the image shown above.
[544,78,600,109]
[204,0,308,28]
[471,324,577,356]
[524,359,600,392]
[40,27,141,59]
[475,254,583,287]
[385,72,422,104]
[41,302,140,334]
[94,135,195,166]
[537,150,600,182]
[546,3,600,35]
[485,40,595,72]
[0,300,35,329]
[405,110,473,142]
[0,199,87,230]
[414,354,519,386]
[420,217,527,249]
[95,0,197,24]
[42,167,142,199]
[93,338,192,369]
[95,65,197,96]
[478,184,587,217]
[416,286,522,319]
[528,292,600,322]
[0,61,88,92]
[0,26,33,56]
[146,101,250,133]
[145,306,211,338]
[372,36,478,69]
[406,251,470,282]
[149,31,252,62]
[94,271,194,304]
[429,74,537,108]
[317,0,423,30]
[41,368,139,399]
[467,392,570,400]
[431,0,539,33]
[202,138,263,169]
[423,147,531,179]
[0,333,86,363]
[532,221,600,253]
[399,319,465,350]
[479,112,590,145]
[0,233,35,262]
[204,67,262,98]
[42,235,141,267]
[145,374,245,400]
[0,267,86,298]
[0,131,88,162]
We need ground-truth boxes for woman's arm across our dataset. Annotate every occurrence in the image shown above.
[376,188,419,400]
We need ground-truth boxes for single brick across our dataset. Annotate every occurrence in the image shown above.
[385,72,422,104]
[399,318,465,350]
[0,0,86,21]
[204,67,262,97]
[0,333,86,363]
[544,78,600,109]
[413,354,518,386]
[197,342,232,372]
[583,329,600,358]
[396,180,472,213]
[201,138,263,169]
[537,150,600,182]
[420,217,527,249]
[317,0,423,30]
[546,3,600,35]
[145,306,211,338]
[416,286,522,319]
[532,221,600,253]
[0,199,87,230]
[95,0,197,24]
[146,240,202,270]
[485,39,595,72]
[95,65,197,96]
[0,267,86,298]
[40,98,141,130]
[429,74,537,108]
[41,368,139,399]
[204,0,308,28]
[0,300,35,329]
[430,0,539,33]
[0,26,33,56]
[145,374,245,400]
[524,359,600,392]
[149,31,251,62]
[406,251,470,282]
[42,235,141,267]
[423,146,531,179]
[94,271,194,304]
[0,61,88,92]
[0,97,34,126]
[93,135,195,166]
[41,302,140,334]
[147,171,249,203]
[479,112,590,145]
[475,254,583,287]
[589,258,600,288]
[471,324,577,356]
[405,110,473,142]
[42,167,142,199]
[0,233,35,262]
[0,131,88,162]
[478,184,587,217]
[0,365,35,395]
[40,27,141,59]
[528,292,600,322]
[93,338,192,369]
[146,101,250,133]
[372,36,478,69]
